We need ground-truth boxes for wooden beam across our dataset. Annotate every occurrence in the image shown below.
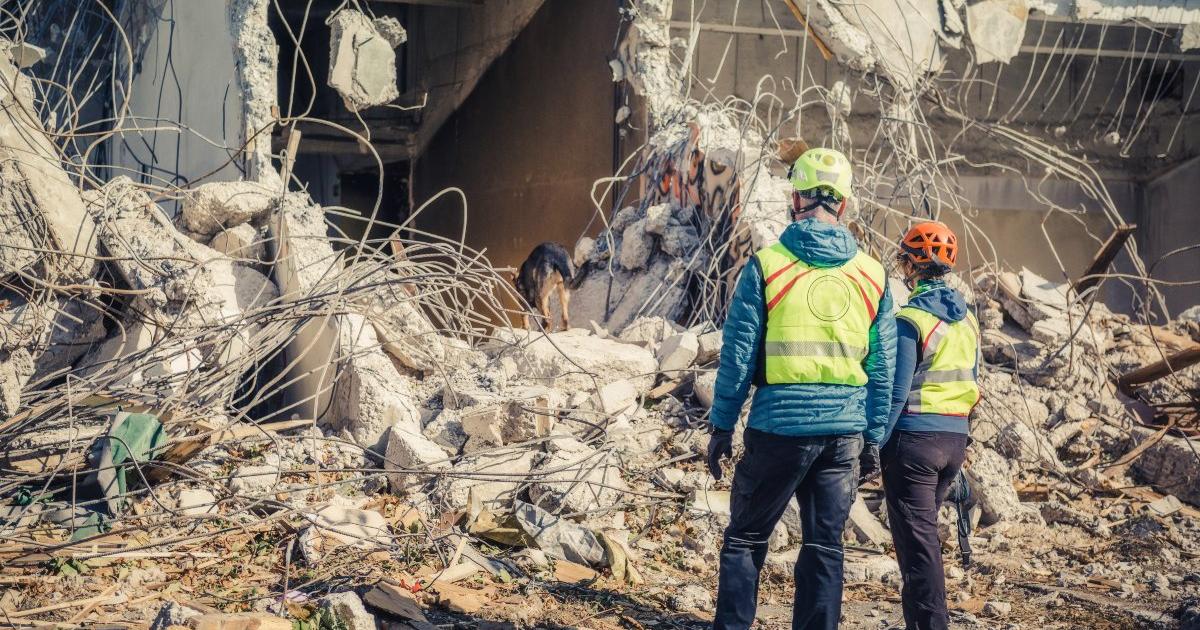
[1117,344,1200,395]
[1073,224,1136,295]
[781,0,834,61]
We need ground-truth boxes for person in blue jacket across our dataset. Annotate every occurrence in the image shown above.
[883,221,980,630]
[706,148,896,630]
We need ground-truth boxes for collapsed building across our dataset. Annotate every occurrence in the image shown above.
[0,0,1198,628]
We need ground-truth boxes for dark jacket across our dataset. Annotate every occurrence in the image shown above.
[710,218,897,444]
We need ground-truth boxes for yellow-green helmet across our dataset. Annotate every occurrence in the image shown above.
[788,148,852,200]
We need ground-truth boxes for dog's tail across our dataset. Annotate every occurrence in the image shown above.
[550,245,577,289]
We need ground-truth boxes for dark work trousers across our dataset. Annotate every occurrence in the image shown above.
[714,429,863,630]
[881,430,969,630]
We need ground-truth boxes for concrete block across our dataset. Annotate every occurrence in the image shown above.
[436,449,538,509]
[385,424,450,492]
[694,370,717,408]
[529,441,629,514]
[320,592,376,630]
[299,504,391,564]
[178,181,275,237]
[657,331,699,374]
[328,9,402,112]
[177,488,218,517]
[966,0,1028,65]
[619,220,654,270]
[661,224,700,257]
[497,329,658,391]
[332,313,422,453]
[696,330,723,364]
[644,203,672,235]
[228,464,279,496]
[209,223,264,261]
[846,495,890,546]
[1133,431,1200,507]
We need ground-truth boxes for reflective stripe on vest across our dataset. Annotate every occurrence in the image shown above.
[898,306,981,416]
[754,242,886,386]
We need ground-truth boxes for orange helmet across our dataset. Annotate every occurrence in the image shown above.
[900,221,958,271]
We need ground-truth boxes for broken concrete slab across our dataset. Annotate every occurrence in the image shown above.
[436,449,538,509]
[177,181,276,238]
[385,423,450,493]
[967,0,1029,64]
[331,313,423,453]
[657,331,699,374]
[964,446,1041,525]
[847,495,891,546]
[328,9,403,112]
[177,488,218,517]
[495,329,658,391]
[0,47,99,282]
[299,503,392,564]
[1132,431,1200,507]
[617,315,680,350]
[529,439,629,515]
[228,464,279,496]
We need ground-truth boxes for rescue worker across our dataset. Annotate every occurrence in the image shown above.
[882,221,980,630]
[706,148,896,630]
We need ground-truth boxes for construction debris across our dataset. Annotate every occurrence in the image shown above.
[0,1,1197,628]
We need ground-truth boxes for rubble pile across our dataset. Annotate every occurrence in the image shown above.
[2,5,1199,630]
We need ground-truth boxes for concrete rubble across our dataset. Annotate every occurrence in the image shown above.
[1,1,1198,628]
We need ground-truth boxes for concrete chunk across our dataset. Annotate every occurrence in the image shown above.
[497,330,658,391]
[1133,431,1200,507]
[328,9,402,111]
[657,331,699,374]
[385,423,450,492]
[619,220,654,270]
[436,449,537,509]
[332,313,422,452]
[846,496,890,546]
[529,439,629,514]
[966,0,1029,65]
[178,181,275,237]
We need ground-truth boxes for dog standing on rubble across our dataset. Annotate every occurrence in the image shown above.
[512,242,576,331]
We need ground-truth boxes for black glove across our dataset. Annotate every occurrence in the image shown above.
[706,427,734,480]
[859,442,881,484]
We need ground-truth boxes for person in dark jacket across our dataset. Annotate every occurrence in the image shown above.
[706,148,896,630]
[882,221,980,630]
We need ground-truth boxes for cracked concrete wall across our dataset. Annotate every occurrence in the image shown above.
[413,0,619,324]
[110,0,279,199]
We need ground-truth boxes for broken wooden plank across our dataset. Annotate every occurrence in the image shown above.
[782,0,835,61]
[363,581,429,623]
[1073,224,1136,295]
[1117,344,1200,395]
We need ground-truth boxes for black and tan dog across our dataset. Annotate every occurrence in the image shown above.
[512,242,575,331]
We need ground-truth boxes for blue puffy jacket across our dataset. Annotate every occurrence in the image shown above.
[709,218,897,444]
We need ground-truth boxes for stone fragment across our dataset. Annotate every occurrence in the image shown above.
[178,488,218,517]
[328,9,402,111]
[574,236,597,266]
[436,449,537,509]
[661,224,700,257]
[359,282,445,373]
[209,223,264,261]
[1019,267,1069,309]
[1132,431,1200,507]
[331,313,422,452]
[529,439,629,514]
[847,496,890,546]
[843,554,900,583]
[228,464,279,496]
[299,504,391,565]
[696,330,723,364]
[617,316,679,350]
[993,413,1063,472]
[983,601,1012,617]
[513,500,606,566]
[587,379,639,416]
[669,583,713,611]
[385,424,450,492]
[644,203,672,235]
[657,331,699,374]
[619,220,654,270]
[178,181,275,237]
[1144,494,1183,517]
[693,370,717,408]
[320,592,376,630]
[496,329,658,391]
[150,601,204,630]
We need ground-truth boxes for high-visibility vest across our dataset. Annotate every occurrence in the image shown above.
[897,305,981,416]
[754,242,887,386]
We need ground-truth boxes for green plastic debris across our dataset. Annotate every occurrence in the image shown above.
[84,411,166,516]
